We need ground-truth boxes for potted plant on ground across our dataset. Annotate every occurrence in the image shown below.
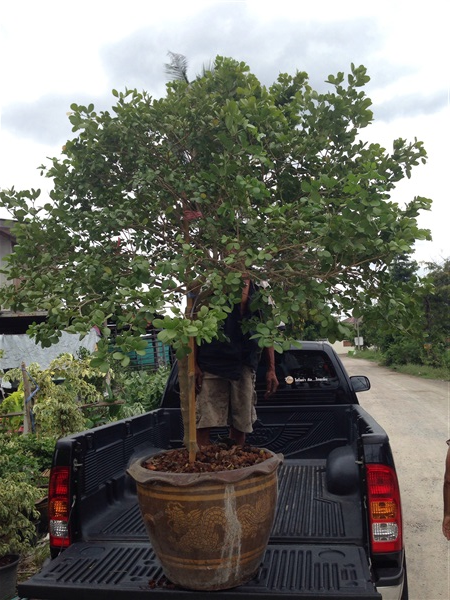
[0,474,41,600]
[0,56,431,589]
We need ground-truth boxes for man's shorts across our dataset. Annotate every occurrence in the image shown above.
[196,366,257,433]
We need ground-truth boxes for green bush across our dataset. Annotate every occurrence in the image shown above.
[421,341,450,369]
[2,354,108,438]
[0,435,41,484]
[0,432,52,557]
[0,390,24,431]
[112,366,170,416]
[0,473,41,557]
[382,338,424,366]
[14,434,56,473]
[0,433,55,487]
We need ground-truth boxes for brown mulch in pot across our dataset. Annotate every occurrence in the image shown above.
[143,443,271,474]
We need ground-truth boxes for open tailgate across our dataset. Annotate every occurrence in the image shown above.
[19,541,380,600]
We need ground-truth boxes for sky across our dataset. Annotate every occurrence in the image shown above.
[0,0,448,266]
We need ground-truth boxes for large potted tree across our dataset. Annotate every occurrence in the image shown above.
[0,56,431,589]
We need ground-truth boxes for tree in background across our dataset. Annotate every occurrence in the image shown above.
[423,259,450,341]
[390,253,420,284]
[361,255,449,368]
[360,253,424,354]
[422,258,450,366]
[0,56,432,450]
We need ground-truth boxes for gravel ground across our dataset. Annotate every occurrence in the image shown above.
[341,355,450,600]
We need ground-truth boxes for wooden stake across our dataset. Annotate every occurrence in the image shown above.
[186,293,198,463]
[21,362,32,435]
[187,337,197,463]
[182,195,199,463]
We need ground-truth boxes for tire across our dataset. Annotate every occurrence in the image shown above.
[401,556,409,600]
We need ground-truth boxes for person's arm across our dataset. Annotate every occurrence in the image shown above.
[443,442,450,540]
[240,276,250,315]
[264,346,279,399]
[241,276,278,398]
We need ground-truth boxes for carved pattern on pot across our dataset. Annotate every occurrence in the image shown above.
[165,499,271,551]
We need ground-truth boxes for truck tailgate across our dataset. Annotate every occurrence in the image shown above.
[19,459,380,599]
[18,541,380,599]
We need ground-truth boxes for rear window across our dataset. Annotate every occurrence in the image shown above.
[257,349,339,391]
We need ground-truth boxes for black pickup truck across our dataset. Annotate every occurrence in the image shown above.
[18,342,407,600]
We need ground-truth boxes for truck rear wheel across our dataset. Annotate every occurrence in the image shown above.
[401,556,409,600]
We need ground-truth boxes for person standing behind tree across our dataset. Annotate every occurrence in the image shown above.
[195,277,278,447]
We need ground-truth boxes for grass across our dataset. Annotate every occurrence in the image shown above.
[350,349,450,381]
[17,535,50,584]
[387,362,449,380]
[348,349,383,362]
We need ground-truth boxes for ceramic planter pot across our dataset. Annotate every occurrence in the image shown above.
[128,449,282,591]
[0,554,20,600]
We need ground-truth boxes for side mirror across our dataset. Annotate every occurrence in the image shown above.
[350,375,371,393]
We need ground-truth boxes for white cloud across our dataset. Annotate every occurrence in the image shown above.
[0,0,448,262]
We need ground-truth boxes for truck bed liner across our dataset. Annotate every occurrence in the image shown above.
[18,542,379,599]
[20,460,375,599]
[89,460,363,544]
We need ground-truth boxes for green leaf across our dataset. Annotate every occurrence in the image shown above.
[0,56,433,434]
[90,357,106,368]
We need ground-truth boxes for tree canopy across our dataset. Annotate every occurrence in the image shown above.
[360,256,449,369]
[0,56,432,369]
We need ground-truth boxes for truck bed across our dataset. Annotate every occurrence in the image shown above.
[89,460,363,545]
[19,458,380,599]
[19,341,397,600]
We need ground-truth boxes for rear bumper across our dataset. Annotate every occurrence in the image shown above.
[376,582,404,600]
[372,549,406,600]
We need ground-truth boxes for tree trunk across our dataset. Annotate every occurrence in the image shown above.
[178,349,198,461]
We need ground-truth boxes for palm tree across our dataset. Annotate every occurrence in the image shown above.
[164,52,214,84]
[164,52,190,83]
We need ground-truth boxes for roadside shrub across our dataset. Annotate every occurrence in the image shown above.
[382,338,424,366]
[421,341,450,369]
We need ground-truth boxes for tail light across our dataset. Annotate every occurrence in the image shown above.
[48,466,71,549]
[366,464,403,553]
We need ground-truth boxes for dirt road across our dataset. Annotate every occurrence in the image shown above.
[340,356,449,600]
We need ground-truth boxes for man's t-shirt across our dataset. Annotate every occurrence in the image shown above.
[196,286,260,380]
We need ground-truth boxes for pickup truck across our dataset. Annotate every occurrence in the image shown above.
[18,341,407,600]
